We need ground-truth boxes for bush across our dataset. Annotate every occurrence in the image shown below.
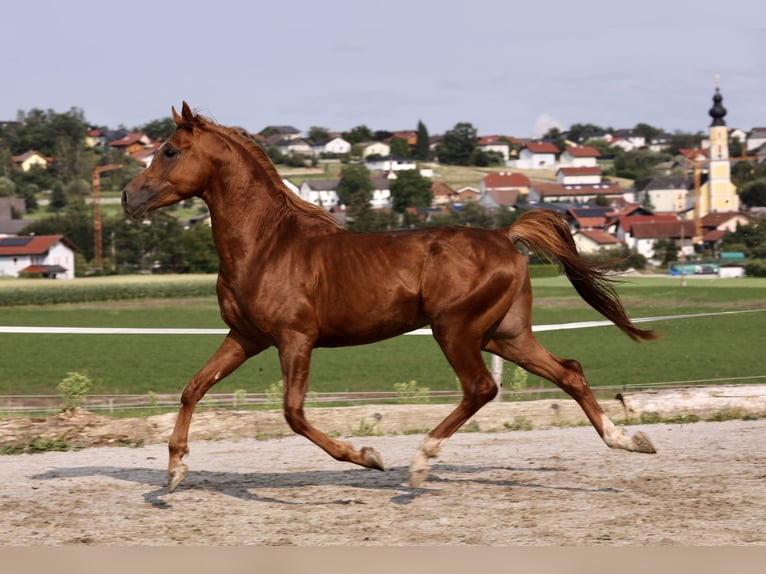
[394,380,430,404]
[744,260,766,277]
[57,372,92,409]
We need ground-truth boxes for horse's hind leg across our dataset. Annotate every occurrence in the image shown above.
[484,329,656,455]
[409,332,499,487]
[167,333,263,492]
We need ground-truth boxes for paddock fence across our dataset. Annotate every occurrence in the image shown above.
[2,308,765,415]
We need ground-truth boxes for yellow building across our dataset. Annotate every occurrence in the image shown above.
[697,82,739,220]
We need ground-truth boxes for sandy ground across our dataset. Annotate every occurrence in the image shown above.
[1,411,765,546]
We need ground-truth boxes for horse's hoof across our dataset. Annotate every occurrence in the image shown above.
[168,464,189,492]
[361,447,385,471]
[408,453,430,488]
[632,431,656,454]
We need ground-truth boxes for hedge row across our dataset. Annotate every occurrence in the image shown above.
[0,275,218,307]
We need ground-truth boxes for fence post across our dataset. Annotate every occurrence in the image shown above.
[491,355,503,401]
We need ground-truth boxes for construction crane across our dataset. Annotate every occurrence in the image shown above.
[91,164,124,271]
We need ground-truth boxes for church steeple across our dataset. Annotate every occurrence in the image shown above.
[709,75,727,127]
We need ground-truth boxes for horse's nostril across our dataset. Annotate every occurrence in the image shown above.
[121,190,128,207]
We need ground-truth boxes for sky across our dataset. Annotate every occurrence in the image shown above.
[2,1,765,139]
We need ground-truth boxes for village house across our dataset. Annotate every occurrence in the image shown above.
[299,178,341,209]
[556,166,602,185]
[312,136,351,157]
[454,186,480,203]
[476,135,511,163]
[699,211,756,254]
[478,172,530,209]
[633,175,690,213]
[558,146,601,168]
[431,181,459,205]
[11,150,50,171]
[527,181,628,205]
[361,141,391,158]
[746,127,766,153]
[512,142,559,169]
[364,155,416,173]
[108,132,152,155]
[0,235,77,279]
[573,229,624,254]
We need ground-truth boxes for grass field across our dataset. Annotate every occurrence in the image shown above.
[1,275,765,401]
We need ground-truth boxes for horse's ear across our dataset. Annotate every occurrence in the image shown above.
[181,101,195,123]
[172,105,184,128]
[172,102,196,130]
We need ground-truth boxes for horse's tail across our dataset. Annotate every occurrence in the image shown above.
[506,209,658,342]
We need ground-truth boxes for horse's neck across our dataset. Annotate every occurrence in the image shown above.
[203,171,323,276]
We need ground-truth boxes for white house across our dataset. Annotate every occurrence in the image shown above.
[477,136,511,162]
[556,167,602,185]
[313,136,351,157]
[747,127,766,152]
[361,141,391,158]
[0,235,77,279]
[633,175,689,213]
[298,179,341,208]
[608,130,646,151]
[559,146,601,168]
[364,155,417,173]
[511,142,559,169]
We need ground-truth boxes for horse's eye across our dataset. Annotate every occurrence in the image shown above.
[164,147,177,159]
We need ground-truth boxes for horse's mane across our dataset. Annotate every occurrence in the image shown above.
[193,113,342,229]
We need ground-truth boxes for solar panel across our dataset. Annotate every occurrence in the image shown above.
[0,237,34,247]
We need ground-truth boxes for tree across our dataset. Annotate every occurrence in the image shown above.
[336,163,373,208]
[721,220,766,259]
[389,170,432,213]
[633,122,663,142]
[436,122,477,166]
[568,123,611,144]
[414,120,430,161]
[666,131,704,155]
[612,149,672,180]
[541,127,566,151]
[740,179,766,207]
[389,137,410,158]
[307,126,330,144]
[0,176,16,197]
[140,117,176,140]
[341,125,373,145]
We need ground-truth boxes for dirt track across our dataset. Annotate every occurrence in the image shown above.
[2,413,765,545]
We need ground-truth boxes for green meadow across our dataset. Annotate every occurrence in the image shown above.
[1,275,764,399]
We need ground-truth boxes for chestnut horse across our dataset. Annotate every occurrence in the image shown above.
[122,102,657,492]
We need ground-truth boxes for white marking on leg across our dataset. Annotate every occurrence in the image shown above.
[600,415,633,450]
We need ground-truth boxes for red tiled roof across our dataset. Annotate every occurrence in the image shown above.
[578,229,622,244]
[109,133,145,147]
[483,172,530,188]
[700,211,752,228]
[565,146,601,158]
[431,181,457,197]
[485,188,520,206]
[0,235,69,256]
[524,142,559,154]
[629,220,696,239]
[703,229,727,242]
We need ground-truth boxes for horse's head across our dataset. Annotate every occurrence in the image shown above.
[122,102,212,219]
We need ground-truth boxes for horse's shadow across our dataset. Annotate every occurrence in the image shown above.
[30,463,620,509]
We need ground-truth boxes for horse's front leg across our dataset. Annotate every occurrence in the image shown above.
[168,333,264,492]
[279,339,384,471]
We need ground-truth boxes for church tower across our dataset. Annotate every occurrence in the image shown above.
[698,78,738,220]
